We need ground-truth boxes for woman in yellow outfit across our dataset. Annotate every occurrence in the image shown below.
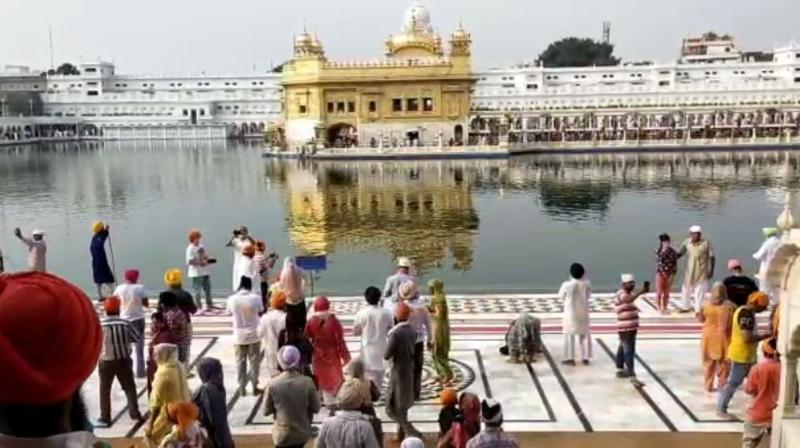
[697,283,733,392]
[428,279,453,386]
[144,343,191,447]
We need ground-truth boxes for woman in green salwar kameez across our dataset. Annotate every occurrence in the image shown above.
[428,279,454,385]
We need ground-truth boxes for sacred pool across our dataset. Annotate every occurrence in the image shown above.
[0,140,796,295]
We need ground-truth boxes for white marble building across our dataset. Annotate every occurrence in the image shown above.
[3,30,800,143]
[39,62,283,135]
[471,45,800,114]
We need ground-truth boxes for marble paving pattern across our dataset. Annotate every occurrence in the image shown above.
[86,295,756,439]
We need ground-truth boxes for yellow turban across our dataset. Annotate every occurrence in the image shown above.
[164,269,182,287]
[92,221,104,234]
[747,291,769,308]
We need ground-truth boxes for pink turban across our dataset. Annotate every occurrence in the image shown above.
[124,269,140,283]
[314,296,330,312]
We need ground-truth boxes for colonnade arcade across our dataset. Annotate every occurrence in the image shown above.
[0,121,99,142]
[467,109,800,145]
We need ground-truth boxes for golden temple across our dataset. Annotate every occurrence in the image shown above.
[281,1,473,150]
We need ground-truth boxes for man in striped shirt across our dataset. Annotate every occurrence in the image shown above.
[615,274,649,388]
[97,295,142,427]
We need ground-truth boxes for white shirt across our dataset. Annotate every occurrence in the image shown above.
[258,309,287,376]
[559,278,592,335]
[20,236,46,271]
[113,283,148,321]
[231,238,252,291]
[186,243,210,278]
[226,289,264,345]
[753,236,781,280]
[406,297,432,344]
[353,304,394,371]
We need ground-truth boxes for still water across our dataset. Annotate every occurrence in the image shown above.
[1,140,797,295]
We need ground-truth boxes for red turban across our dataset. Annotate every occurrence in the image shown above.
[314,296,330,312]
[396,302,411,321]
[124,269,140,283]
[0,272,102,405]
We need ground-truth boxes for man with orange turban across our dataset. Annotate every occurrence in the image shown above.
[97,295,142,427]
[258,291,288,378]
[186,229,215,312]
[718,291,770,419]
[0,272,102,445]
[384,302,422,440]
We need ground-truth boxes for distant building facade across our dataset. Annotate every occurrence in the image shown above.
[2,2,800,144]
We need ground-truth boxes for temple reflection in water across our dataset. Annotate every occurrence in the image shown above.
[265,159,484,274]
[265,149,800,273]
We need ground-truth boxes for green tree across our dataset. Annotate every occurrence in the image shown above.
[54,63,80,75]
[536,37,620,67]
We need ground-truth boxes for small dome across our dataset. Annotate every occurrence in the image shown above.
[295,32,312,47]
[403,1,432,34]
[452,23,469,40]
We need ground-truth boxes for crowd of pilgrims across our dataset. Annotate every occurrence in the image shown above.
[0,222,789,448]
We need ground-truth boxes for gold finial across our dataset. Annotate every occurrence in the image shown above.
[777,191,796,236]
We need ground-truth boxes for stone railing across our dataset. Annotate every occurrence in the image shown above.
[323,58,452,69]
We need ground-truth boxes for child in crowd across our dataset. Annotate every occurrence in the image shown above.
[741,338,781,448]
[158,401,207,448]
[437,388,468,448]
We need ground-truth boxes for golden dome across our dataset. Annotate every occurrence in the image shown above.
[386,32,443,57]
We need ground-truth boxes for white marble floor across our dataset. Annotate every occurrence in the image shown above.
[84,293,770,439]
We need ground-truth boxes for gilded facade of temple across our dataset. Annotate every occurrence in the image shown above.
[281,2,474,149]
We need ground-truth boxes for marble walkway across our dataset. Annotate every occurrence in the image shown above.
[88,293,759,439]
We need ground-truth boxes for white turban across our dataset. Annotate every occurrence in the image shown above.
[400,437,424,448]
[278,345,300,370]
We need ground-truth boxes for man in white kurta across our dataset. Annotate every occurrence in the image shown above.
[257,293,287,379]
[227,226,253,292]
[559,263,593,365]
[353,286,394,389]
[677,225,715,313]
[753,227,781,305]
